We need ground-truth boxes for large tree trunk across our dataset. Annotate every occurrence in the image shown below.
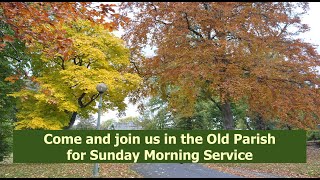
[63,112,77,130]
[221,101,234,130]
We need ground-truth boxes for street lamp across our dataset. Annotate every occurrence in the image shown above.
[93,83,107,177]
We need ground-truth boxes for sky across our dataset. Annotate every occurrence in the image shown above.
[300,2,320,52]
[94,2,320,123]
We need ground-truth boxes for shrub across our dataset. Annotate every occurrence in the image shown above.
[306,130,320,141]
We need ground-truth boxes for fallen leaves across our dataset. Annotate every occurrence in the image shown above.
[205,146,320,178]
[0,162,141,178]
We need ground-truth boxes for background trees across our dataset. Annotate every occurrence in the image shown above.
[120,2,320,130]
[0,21,30,161]
[71,115,96,130]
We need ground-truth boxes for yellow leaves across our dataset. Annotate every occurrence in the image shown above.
[12,18,141,130]
[15,118,63,130]
[122,73,142,89]
[59,101,78,112]
[67,21,130,69]
[13,92,72,130]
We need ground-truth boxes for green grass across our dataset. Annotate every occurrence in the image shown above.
[205,146,320,178]
[0,157,141,178]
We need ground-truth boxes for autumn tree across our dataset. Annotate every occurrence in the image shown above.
[0,2,134,130]
[11,19,141,130]
[120,2,320,130]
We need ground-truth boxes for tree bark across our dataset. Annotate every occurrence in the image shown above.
[244,119,252,130]
[186,117,193,130]
[286,124,292,130]
[254,114,266,130]
[221,101,234,130]
[63,112,77,130]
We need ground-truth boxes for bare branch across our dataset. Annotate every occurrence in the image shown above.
[183,12,204,39]
[130,60,143,76]
[277,23,289,37]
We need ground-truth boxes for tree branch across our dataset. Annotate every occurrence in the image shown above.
[86,62,91,68]
[59,56,65,70]
[209,96,222,112]
[155,19,171,25]
[69,83,79,89]
[183,12,204,39]
[77,92,100,109]
[277,23,288,37]
[73,57,78,65]
[264,77,305,87]
[78,92,86,108]
[130,60,143,76]
[82,94,100,108]
[150,2,158,12]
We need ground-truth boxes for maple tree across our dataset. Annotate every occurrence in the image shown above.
[120,2,320,129]
[10,19,141,130]
[0,2,129,83]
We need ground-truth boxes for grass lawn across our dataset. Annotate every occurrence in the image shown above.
[0,156,141,178]
[205,146,320,178]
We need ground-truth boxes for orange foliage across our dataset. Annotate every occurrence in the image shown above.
[4,75,20,83]
[0,2,124,57]
[121,2,320,129]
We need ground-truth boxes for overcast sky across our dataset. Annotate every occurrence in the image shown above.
[97,2,320,122]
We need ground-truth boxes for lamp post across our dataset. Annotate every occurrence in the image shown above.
[93,83,107,177]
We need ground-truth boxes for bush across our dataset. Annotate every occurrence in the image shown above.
[306,130,320,141]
